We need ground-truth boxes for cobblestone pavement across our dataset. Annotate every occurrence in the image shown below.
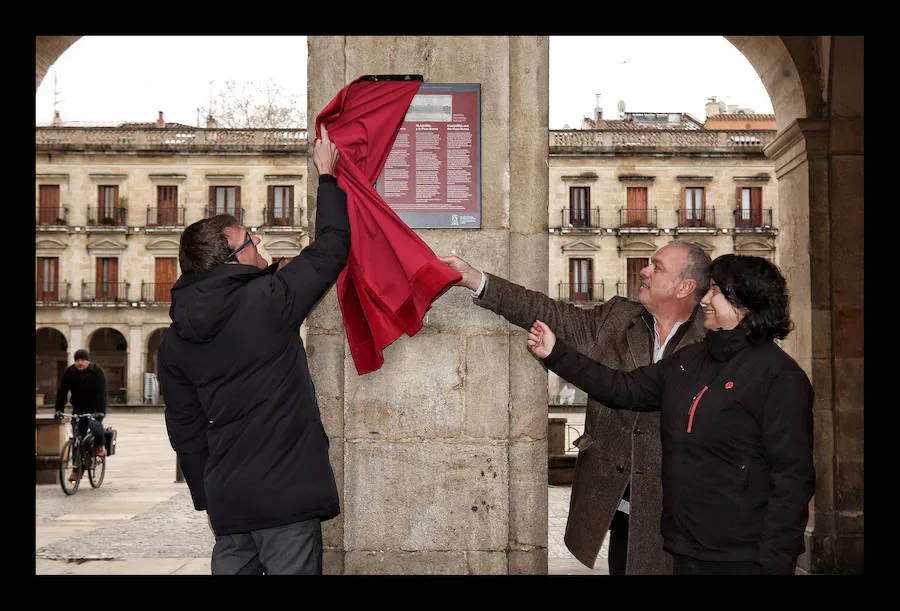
[36,412,606,575]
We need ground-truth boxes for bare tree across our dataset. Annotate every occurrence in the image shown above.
[200,78,305,128]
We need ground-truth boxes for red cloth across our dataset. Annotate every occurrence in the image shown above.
[315,76,462,375]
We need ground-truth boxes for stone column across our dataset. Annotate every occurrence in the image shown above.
[307,35,549,574]
[69,326,84,364]
[127,325,144,404]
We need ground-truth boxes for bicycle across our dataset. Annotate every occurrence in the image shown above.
[56,412,107,495]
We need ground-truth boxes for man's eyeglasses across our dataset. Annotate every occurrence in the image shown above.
[227,231,254,262]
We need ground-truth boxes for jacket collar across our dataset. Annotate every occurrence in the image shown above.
[705,327,751,362]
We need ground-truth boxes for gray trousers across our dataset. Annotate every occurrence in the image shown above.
[211,518,322,575]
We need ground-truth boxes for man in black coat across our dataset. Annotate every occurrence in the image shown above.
[55,348,108,483]
[159,127,350,575]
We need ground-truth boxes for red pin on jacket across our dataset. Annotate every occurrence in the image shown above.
[315,75,462,374]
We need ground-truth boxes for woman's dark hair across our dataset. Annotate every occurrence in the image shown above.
[178,214,239,275]
[709,254,793,343]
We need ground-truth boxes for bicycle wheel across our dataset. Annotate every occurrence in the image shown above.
[88,453,106,488]
[58,439,81,495]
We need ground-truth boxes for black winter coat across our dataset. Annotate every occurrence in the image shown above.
[55,362,107,415]
[544,328,815,574]
[159,176,350,536]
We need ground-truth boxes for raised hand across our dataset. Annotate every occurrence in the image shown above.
[438,255,482,291]
[313,125,340,176]
[527,319,556,359]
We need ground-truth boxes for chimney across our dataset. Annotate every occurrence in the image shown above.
[705,97,724,119]
[52,110,62,126]
[594,93,603,122]
[206,114,218,129]
[156,111,166,128]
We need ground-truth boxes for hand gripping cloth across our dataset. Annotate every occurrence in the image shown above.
[315,75,462,374]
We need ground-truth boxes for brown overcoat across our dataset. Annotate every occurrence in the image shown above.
[475,273,706,573]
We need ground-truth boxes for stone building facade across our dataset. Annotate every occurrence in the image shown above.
[35,118,309,405]
[547,105,777,415]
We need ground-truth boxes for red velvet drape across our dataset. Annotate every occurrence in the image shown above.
[315,76,461,374]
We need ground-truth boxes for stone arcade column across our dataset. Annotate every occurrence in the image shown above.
[763,36,864,574]
[306,36,550,574]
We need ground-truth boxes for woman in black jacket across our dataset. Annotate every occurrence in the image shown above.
[528,255,815,575]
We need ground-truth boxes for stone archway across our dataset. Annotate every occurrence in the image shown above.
[87,327,128,404]
[35,327,68,406]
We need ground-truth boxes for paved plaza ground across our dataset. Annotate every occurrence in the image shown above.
[35,412,607,575]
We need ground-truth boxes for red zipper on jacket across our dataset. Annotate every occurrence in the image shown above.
[687,385,708,433]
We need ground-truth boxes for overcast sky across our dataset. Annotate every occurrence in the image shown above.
[35,35,774,129]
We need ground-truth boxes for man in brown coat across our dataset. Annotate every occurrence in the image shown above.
[440,239,709,574]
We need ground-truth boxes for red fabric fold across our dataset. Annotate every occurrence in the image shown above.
[315,76,462,375]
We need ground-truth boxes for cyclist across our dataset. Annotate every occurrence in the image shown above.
[55,348,107,481]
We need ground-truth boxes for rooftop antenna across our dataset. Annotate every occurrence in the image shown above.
[52,70,65,123]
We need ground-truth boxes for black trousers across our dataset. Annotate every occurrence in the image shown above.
[672,553,762,575]
[608,510,629,575]
[74,417,105,449]
[211,518,323,575]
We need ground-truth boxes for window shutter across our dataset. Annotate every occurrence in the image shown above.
[235,186,242,223]
[209,186,216,217]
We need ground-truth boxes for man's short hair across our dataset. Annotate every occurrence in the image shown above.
[668,239,711,304]
[178,215,240,275]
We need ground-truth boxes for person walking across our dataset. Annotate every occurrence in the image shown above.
[527,254,815,574]
[159,126,350,575]
[440,239,710,574]
[55,348,108,482]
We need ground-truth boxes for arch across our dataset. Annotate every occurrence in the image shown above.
[145,327,168,374]
[35,327,68,405]
[87,327,128,404]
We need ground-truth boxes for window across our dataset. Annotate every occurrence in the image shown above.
[569,258,593,301]
[154,258,177,302]
[736,186,763,227]
[38,185,61,225]
[96,258,119,301]
[36,257,59,301]
[98,185,120,225]
[268,186,294,225]
[626,187,648,226]
[627,258,648,301]
[209,186,241,218]
[683,187,705,226]
[569,186,590,227]
[157,185,179,226]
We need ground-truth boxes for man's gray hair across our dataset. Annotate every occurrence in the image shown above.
[669,239,711,304]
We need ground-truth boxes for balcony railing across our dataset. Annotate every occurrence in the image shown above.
[36,206,69,226]
[141,281,174,303]
[87,207,127,227]
[263,206,303,227]
[81,281,130,302]
[617,207,658,228]
[558,282,605,303]
[733,207,774,229]
[559,208,602,229]
[676,207,716,228]
[146,206,185,227]
[204,207,245,224]
[35,281,70,303]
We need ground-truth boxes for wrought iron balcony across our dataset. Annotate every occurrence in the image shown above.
[676,207,717,229]
[87,206,127,227]
[146,206,185,227]
[558,282,605,303]
[558,208,602,229]
[36,206,69,227]
[262,206,303,227]
[140,281,174,304]
[35,281,70,304]
[617,207,658,229]
[80,281,130,303]
[204,207,245,224]
[733,207,774,230]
